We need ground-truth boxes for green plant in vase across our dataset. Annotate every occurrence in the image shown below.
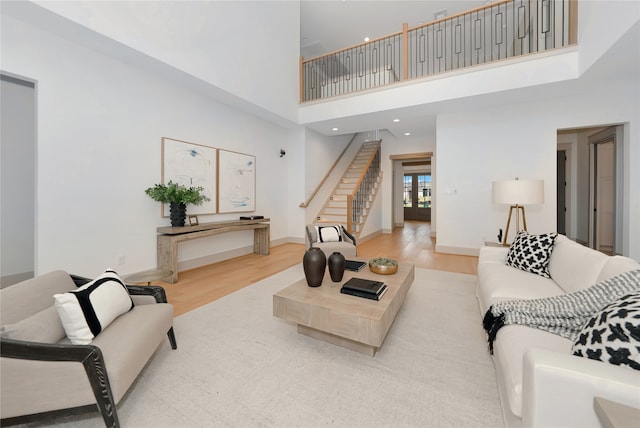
[145,180,210,227]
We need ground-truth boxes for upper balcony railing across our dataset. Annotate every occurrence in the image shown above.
[301,0,577,102]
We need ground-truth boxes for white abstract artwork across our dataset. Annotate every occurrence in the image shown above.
[162,137,217,216]
[217,150,256,213]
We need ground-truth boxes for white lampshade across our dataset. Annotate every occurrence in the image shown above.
[492,179,544,205]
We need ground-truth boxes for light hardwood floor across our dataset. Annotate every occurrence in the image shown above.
[160,221,478,316]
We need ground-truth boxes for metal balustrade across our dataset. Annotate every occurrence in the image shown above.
[301,0,576,102]
[303,33,402,102]
[347,146,381,234]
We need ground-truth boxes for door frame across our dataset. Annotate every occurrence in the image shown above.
[0,71,38,287]
[390,152,432,230]
[588,127,617,253]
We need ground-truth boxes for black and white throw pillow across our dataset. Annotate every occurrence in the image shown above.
[54,269,134,345]
[572,291,640,371]
[505,231,558,278]
[316,225,343,243]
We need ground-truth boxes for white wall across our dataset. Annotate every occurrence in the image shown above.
[578,0,640,74]
[436,81,639,259]
[1,9,304,277]
[32,0,301,124]
[304,128,352,202]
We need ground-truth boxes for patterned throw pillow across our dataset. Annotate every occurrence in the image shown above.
[54,269,134,345]
[505,231,558,278]
[316,225,343,243]
[572,292,640,371]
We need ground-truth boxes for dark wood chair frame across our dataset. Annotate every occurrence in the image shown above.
[1,274,177,428]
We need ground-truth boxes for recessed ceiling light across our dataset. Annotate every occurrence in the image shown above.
[393,119,400,123]
[364,37,370,42]
[404,132,411,136]
[332,127,339,131]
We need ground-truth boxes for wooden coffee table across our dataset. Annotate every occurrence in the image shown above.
[273,260,415,356]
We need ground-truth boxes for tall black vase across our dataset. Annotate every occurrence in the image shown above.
[328,252,346,282]
[303,247,326,287]
[169,202,187,227]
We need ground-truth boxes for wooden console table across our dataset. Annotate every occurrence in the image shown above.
[157,219,270,283]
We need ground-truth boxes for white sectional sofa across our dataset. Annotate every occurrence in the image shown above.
[476,234,640,428]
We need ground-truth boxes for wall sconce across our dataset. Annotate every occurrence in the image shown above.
[492,178,544,245]
[279,149,286,158]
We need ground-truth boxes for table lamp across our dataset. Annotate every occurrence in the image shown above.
[492,178,544,245]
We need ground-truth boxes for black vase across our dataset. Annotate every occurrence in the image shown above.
[328,252,346,282]
[303,247,326,287]
[169,202,187,227]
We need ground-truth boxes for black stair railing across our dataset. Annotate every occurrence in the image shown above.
[347,143,381,234]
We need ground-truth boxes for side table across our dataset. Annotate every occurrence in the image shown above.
[484,241,509,247]
[124,268,173,286]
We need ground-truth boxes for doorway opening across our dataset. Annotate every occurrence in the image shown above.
[556,124,624,255]
[390,152,432,229]
[1,72,37,287]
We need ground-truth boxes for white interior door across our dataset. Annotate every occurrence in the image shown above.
[594,141,615,254]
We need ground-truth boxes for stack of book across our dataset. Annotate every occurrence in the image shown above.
[340,277,387,301]
[344,260,367,272]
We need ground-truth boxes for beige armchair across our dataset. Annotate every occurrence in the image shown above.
[306,223,357,258]
[0,270,176,427]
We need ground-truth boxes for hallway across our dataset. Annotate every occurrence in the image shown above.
[357,220,478,275]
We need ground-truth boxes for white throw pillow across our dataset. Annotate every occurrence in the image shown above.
[316,225,343,243]
[54,269,134,345]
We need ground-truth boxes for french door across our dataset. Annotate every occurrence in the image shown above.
[403,174,431,221]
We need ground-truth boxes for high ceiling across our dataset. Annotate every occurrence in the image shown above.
[299,0,488,139]
[300,1,486,59]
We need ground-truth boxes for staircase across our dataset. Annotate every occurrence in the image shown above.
[315,140,382,237]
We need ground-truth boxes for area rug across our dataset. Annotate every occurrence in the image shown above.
[28,266,503,427]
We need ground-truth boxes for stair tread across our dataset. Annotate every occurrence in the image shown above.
[314,141,382,239]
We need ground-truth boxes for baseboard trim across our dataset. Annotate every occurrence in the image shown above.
[358,229,383,245]
[435,245,480,257]
[284,236,305,245]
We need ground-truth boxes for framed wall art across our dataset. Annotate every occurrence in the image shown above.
[162,137,217,216]
[217,149,256,213]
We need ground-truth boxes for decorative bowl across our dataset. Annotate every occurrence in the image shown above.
[368,257,398,275]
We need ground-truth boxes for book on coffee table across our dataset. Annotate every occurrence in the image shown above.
[344,260,367,272]
[341,277,385,295]
[341,284,387,301]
